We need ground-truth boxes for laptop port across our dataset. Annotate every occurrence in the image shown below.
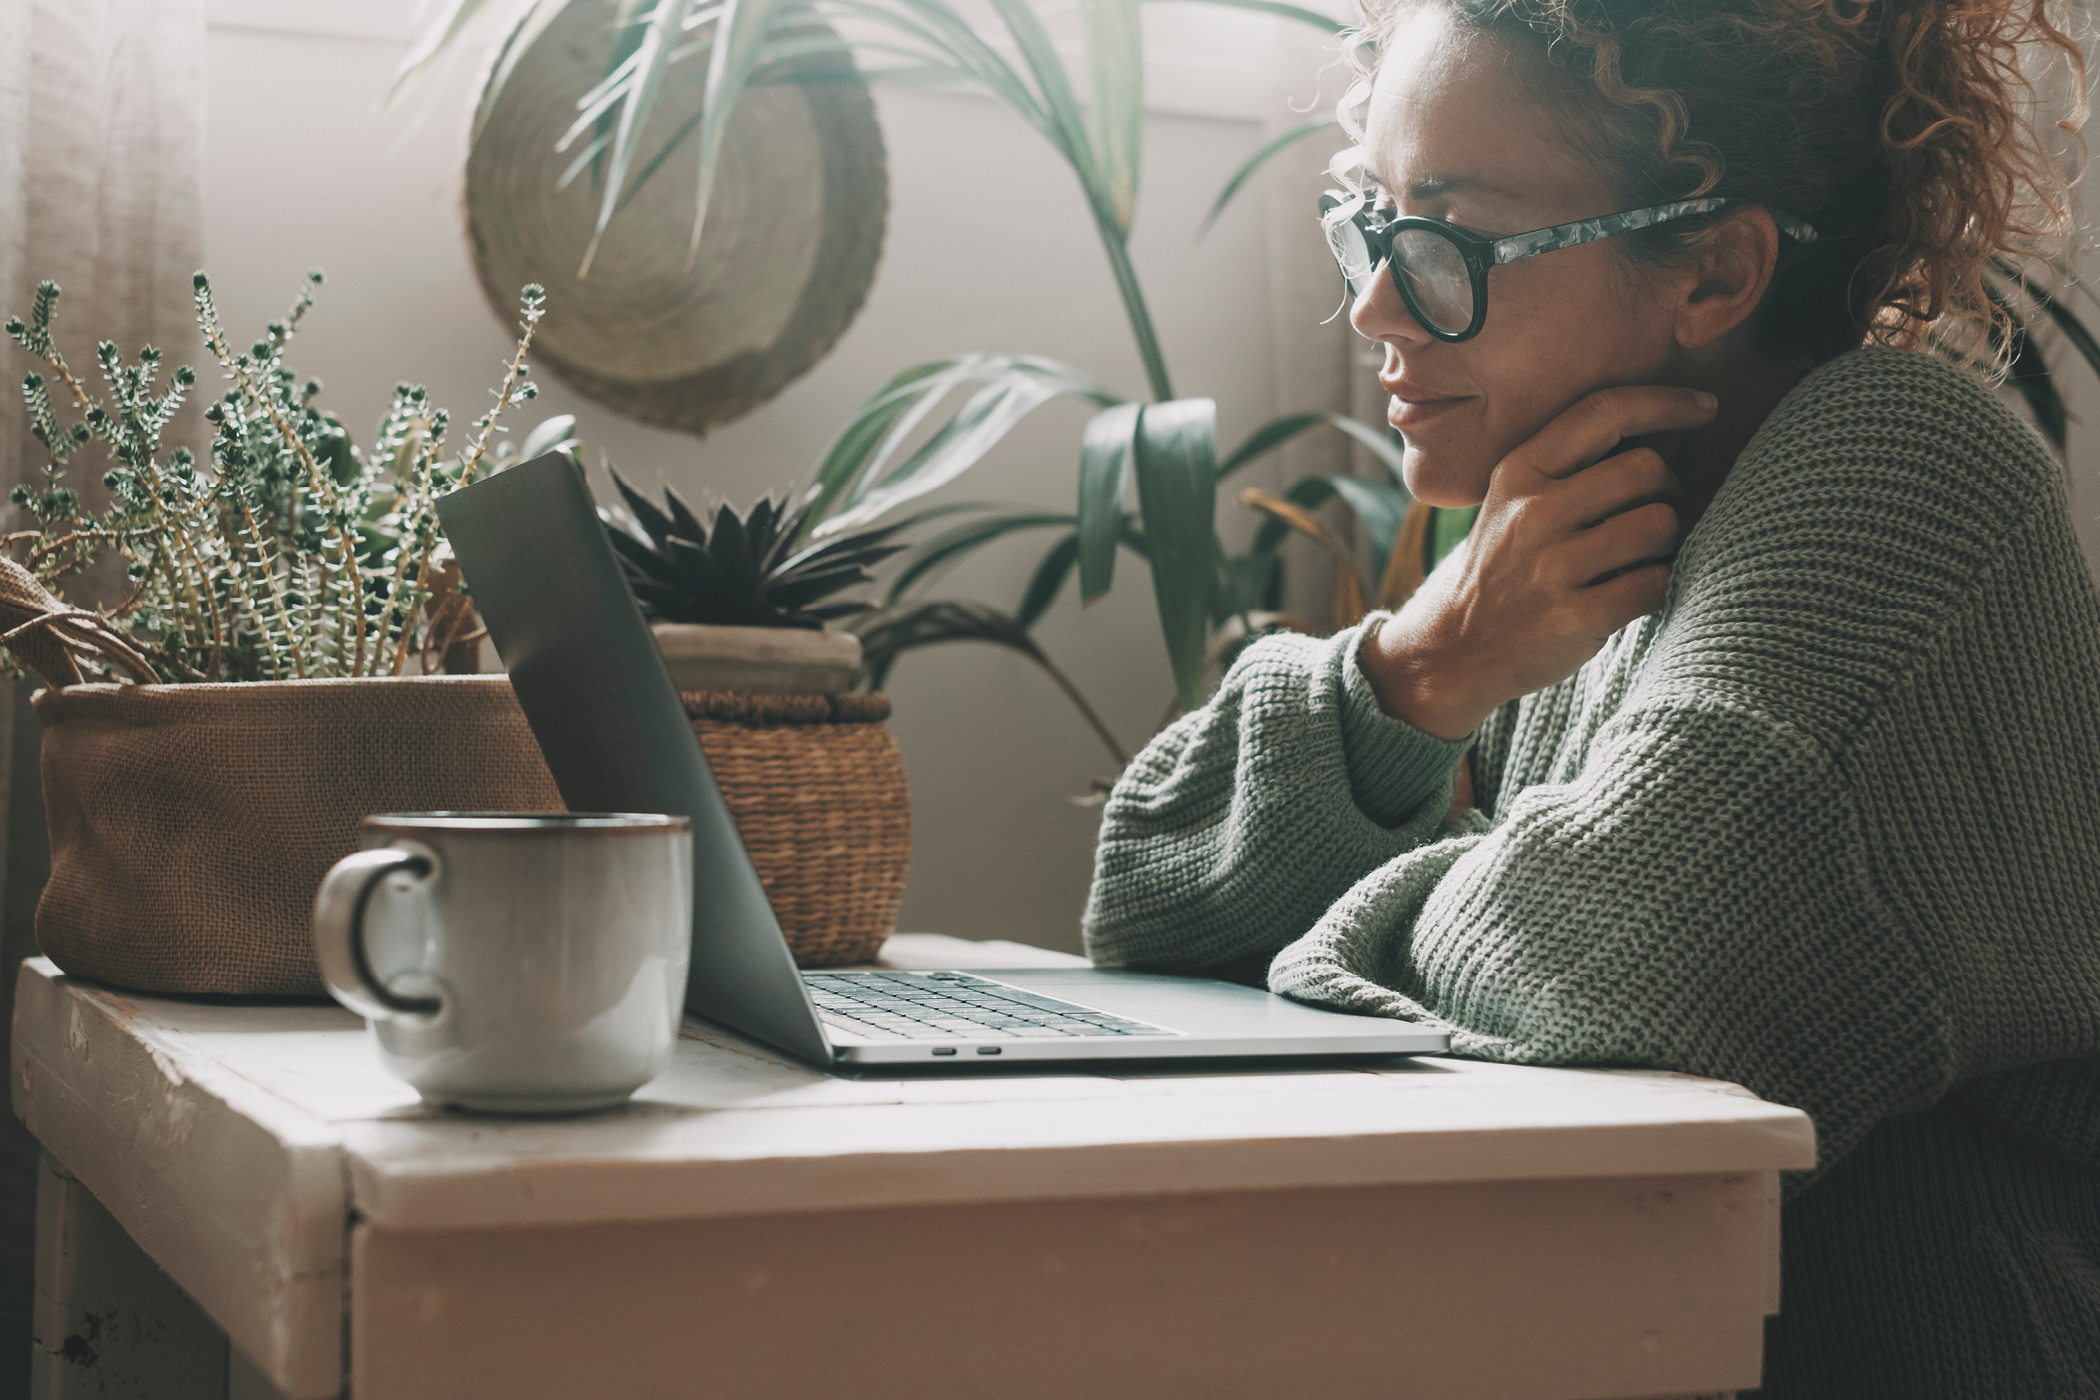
[976,1046,1002,1055]
[931,1047,957,1056]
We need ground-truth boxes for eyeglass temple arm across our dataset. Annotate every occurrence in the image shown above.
[1488,198,1818,266]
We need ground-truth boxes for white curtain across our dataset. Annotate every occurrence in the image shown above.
[0,0,206,1380]
[0,0,208,521]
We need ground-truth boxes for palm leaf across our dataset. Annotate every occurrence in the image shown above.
[1081,0,1144,235]
[768,560,888,609]
[1217,412,1324,479]
[1324,475,1406,570]
[1247,474,1405,553]
[1219,411,1405,483]
[852,599,1127,765]
[772,500,975,575]
[581,26,865,213]
[684,0,795,265]
[578,0,688,277]
[1240,487,1368,627]
[985,0,1099,180]
[816,356,1119,536]
[393,0,498,102]
[1078,401,1141,602]
[1198,119,1338,238]
[469,0,575,140]
[885,509,1075,601]
[1217,549,1280,617]
[1325,415,1407,481]
[2018,275,2100,382]
[1017,531,1081,627]
[1131,398,1218,712]
[802,359,971,532]
[836,0,1049,133]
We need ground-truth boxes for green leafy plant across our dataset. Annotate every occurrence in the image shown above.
[406,0,1381,723]
[855,598,1131,769]
[602,471,908,629]
[1,272,549,684]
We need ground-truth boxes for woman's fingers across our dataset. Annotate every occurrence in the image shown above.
[1567,499,1680,583]
[1559,447,1682,526]
[1501,385,1717,484]
[1580,559,1673,632]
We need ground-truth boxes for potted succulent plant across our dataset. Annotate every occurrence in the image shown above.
[600,473,914,967]
[602,472,904,694]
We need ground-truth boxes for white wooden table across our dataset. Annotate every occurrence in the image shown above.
[12,937,1814,1400]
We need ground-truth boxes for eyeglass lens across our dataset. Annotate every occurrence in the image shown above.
[1324,217,1377,299]
[1391,227,1473,335]
[1327,212,1479,336]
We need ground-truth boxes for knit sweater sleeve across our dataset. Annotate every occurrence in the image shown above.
[1081,620,1472,973]
[1268,693,1954,1185]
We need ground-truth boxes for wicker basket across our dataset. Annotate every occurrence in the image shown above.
[685,690,910,967]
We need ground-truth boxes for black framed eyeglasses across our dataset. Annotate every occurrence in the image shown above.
[1320,190,1820,343]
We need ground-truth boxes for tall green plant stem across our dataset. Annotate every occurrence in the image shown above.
[1093,205,1173,403]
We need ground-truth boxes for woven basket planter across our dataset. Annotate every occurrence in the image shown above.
[685,690,910,967]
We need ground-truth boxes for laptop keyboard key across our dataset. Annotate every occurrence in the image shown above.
[805,972,1180,1042]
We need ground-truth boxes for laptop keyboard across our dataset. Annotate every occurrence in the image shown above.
[805,971,1178,1041]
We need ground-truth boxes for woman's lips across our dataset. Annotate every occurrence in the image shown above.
[1388,394,1472,430]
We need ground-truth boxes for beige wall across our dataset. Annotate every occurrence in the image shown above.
[198,1,1335,954]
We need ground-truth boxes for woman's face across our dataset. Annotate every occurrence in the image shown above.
[1354,7,1690,507]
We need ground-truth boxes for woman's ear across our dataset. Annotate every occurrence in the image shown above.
[1674,206,1781,349]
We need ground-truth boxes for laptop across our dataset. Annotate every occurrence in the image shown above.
[437,455,1448,1070]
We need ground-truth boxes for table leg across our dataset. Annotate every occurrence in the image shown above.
[31,1152,231,1399]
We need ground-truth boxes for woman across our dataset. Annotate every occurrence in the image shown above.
[1083,0,2100,1394]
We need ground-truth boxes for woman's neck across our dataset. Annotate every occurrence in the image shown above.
[1668,342,1817,535]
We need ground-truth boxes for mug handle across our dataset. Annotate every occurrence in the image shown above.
[313,845,442,1021]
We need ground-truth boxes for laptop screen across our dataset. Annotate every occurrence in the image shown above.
[437,455,832,1065]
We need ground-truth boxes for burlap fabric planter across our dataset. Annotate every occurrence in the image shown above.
[33,676,562,997]
[685,690,909,967]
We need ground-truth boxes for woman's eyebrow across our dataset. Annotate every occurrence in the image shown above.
[1406,173,1522,203]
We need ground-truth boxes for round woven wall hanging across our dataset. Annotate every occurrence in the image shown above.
[463,0,888,435]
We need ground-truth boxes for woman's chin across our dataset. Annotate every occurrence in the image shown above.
[1400,451,1491,510]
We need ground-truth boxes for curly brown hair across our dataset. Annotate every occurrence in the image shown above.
[1339,0,2088,366]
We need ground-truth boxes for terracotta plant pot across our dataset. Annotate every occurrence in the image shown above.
[651,622,860,695]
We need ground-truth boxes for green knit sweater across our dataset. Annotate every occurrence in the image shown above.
[1084,348,2100,1398]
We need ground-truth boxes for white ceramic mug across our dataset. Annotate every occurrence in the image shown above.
[312,812,693,1115]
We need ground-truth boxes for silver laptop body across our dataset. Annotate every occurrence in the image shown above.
[438,456,1448,1070]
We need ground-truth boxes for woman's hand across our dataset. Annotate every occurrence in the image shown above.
[1363,385,1716,741]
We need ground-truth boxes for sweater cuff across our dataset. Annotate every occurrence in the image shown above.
[1339,617,1473,827]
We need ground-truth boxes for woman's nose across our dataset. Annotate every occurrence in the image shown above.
[1349,266,1430,347]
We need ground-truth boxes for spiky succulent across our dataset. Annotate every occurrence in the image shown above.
[605,471,906,630]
